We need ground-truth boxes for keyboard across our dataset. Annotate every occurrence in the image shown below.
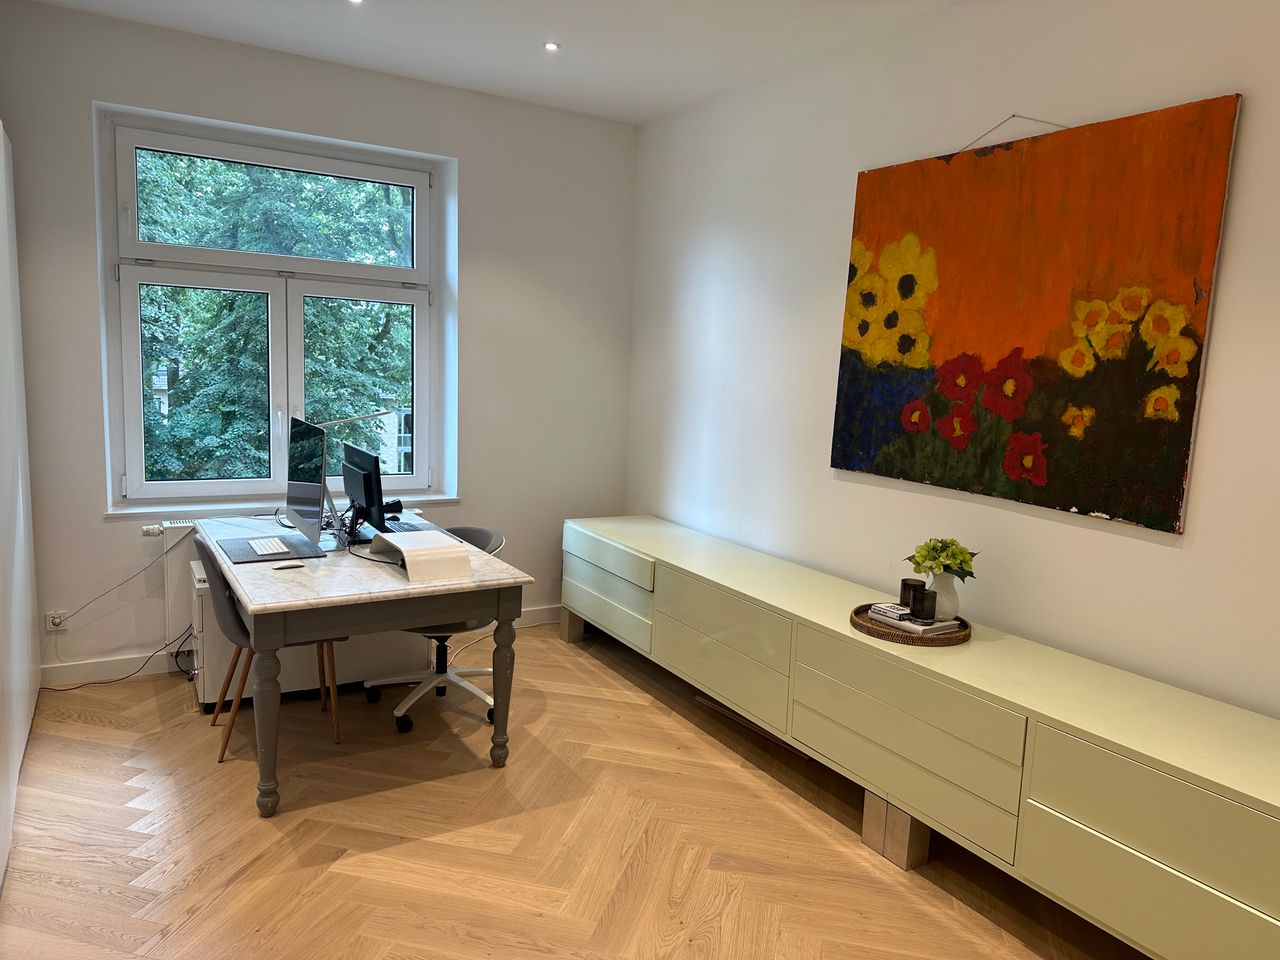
[248,537,289,556]
[386,520,433,533]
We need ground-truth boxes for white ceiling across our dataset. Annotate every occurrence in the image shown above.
[34,0,954,122]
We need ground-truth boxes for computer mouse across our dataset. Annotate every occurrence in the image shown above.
[272,560,306,570]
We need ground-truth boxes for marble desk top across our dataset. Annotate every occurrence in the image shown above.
[196,517,534,616]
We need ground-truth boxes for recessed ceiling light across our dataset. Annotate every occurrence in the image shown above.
[544,41,561,52]
[350,0,362,5]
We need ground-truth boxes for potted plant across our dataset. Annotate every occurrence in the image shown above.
[905,538,977,620]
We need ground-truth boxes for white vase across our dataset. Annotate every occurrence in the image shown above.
[929,572,960,620]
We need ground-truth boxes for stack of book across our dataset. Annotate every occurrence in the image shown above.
[867,602,962,637]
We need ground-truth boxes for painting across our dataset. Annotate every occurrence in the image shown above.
[830,95,1240,534]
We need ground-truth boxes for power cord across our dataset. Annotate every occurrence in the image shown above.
[48,546,178,630]
[447,631,494,666]
[345,545,399,568]
[172,630,196,682]
[53,512,321,631]
[40,625,194,693]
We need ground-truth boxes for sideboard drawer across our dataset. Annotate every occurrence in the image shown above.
[796,625,1026,765]
[562,578,652,654]
[1028,725,1280,920]
[655,566,791,675]
[563,523,655,591]
[1017,801,1280,960]
[793,664,1021,812]
[652,612,788,731]
[563,552,653,620]
[792,701,1017,862]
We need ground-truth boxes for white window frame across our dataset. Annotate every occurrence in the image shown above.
[285,279,433,497]
[101,108,445,506]
[115,126,431,285]
[120,265,288,500]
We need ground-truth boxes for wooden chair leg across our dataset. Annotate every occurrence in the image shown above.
[316,642,329,712]
[325,641,341,744]
[211,646,243,726]
[219,650,255,763]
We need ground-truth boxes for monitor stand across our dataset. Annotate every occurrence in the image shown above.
[324,485,349,550]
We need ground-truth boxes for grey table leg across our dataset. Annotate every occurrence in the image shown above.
[490,617,516,767]
[252,644,283,817]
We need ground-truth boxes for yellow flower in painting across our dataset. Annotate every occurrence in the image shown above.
[1144,385,1181,422]
[848,238,873,286]
[864,327,932,369]
[1140,300,1189,349]
[1071,299,1110,339]
[860,309,929,368]
[1147,334,1198,378]
[842,272,887,349]
[1058,339,1097,378]
[1088,320,1134,361]
[880,304,926,337]
[878,233,938,311]
[1061,404,1096,440]
[1109,285,1151,322]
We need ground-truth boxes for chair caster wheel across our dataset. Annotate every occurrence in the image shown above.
[435,685,447,697]
[364,687,382,703]
[395,714,413,734]
[486,708,495,724]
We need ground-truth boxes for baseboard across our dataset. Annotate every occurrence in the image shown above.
[516,603,560,627]
[40,650,185,688]
[39,603,563,688]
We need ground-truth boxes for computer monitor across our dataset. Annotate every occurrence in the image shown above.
[285,417,328,545]
[342,442,392,540]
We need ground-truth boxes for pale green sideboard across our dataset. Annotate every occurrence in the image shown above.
[560,516,1280,960]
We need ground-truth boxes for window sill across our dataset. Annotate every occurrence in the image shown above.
[103,491,461,522]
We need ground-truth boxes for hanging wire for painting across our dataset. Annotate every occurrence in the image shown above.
[957,113,1070,153]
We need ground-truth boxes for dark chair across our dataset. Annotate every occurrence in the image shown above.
[194,534,344,761]
[361,526,505,733]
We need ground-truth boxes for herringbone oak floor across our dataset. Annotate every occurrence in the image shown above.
[1,624,1141,960]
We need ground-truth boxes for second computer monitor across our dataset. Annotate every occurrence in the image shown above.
[342,442,389,534]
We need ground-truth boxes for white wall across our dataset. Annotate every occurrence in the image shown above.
[0,0,635,675]
[0,120,41,884]
[627,0,1280,718]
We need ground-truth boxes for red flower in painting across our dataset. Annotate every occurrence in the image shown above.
[934,353,984,401]
[901,398,931,433]
[937,399,978,453]
[1003,432,1048,487]
[980,348,1034,421]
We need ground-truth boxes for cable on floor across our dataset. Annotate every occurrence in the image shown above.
[40,625,194,693]
[448,631,494,666]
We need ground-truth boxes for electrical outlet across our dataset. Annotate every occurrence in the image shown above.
[45,611,68,632]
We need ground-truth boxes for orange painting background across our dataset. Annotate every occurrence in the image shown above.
[852,95,1239,366]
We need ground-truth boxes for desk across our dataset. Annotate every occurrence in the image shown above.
[196,517,534,817]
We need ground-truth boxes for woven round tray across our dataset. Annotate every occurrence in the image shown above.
[850,603,971,647]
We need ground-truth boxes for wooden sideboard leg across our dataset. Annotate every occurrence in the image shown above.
[560,608,585,644]
[862,790,888,855]
[864,791,930,870]
[884,800,931,870]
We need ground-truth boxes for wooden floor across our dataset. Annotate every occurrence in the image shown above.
[1,623,1143,960]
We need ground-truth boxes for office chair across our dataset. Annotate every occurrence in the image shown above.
[362,526,505,733]
[194,535,344,761]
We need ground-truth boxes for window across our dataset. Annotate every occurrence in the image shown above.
[106,117,439,502]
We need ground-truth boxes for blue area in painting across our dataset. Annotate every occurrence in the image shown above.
[830,347,931,471]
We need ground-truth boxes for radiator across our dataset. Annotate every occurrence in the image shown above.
[143,519,198,645]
